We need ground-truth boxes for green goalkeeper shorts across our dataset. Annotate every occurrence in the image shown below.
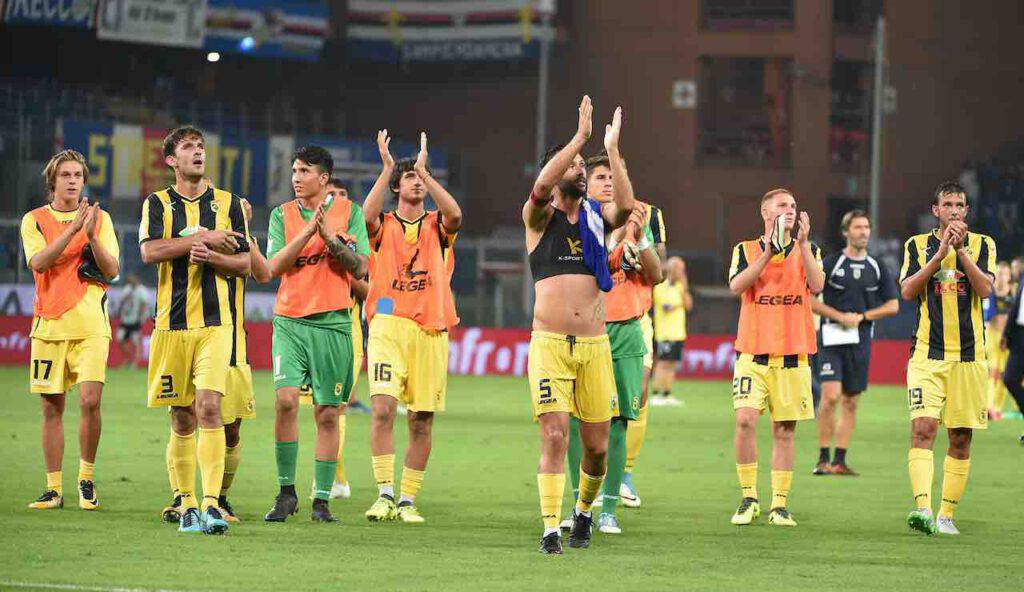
[607,319,645,420]
[272,316,354,406]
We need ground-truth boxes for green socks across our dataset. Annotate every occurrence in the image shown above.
[313,459,337,501]
[601,418,628,515]
[568,417,583,500]
[275,441,298,487]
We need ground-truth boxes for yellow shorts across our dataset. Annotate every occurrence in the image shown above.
[732,353,814,421]
[221,363,256,424]
[640,314,655,370]
[147,326,232,408]
[528,331,616,423]
[300,352,363,406]
[367,314,449,413]
[985,326,1009,375]
[907,358,988,429]
[29,336,110,394]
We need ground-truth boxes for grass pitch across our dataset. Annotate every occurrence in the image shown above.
[0,367,1021,591]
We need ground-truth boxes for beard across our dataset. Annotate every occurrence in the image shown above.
[558,175,586,200]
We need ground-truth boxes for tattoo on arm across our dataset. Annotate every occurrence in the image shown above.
[325,236,361,274]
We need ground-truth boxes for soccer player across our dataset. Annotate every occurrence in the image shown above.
[114,274,149,367]
[983,262,1013,420]
[161,196,264,525]
[650,257,693,405]
[563,153,659,535]
[525,96,633,553]
[900,181,996,536]
[361,130,461,524]
[1002,273,1024,441]
[140,126,251,535]
[621,204,668,509]
[810,210,898,476]
[262,146,369,523]
[728,188,823,527]
[22,149,119,510]
[325,177,369,500]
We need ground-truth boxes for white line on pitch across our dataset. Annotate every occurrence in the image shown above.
[0,582,197,592]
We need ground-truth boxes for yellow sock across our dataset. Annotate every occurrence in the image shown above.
[575,470,604,514]
[908,448,934,510]
[736,462,758,500]
[171,431,197,509]
[222,443,241,493]
[537,473,565,531]
[166,433,178,494]
[400,466,424,503]
[197,427,225,510]
[78,459,95,483]
[626,403,649,473]
[335,414,347,483]
[770,470,792,509]
[372,454,395,497]
[938,456,971,518]
[46,471,62,495]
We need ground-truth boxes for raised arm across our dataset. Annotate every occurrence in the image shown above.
[319,221,367,279]
[729,248,772,296]
[900,227,958,300]
[414,133,462,234]
[600,107,635,230]
[364,129,395,237]
[957,233,995,299]
[27,200,88,273]
[86,206,120,280]
[525,95,592,229]
[796,212,824,294]
[267,206,321,278]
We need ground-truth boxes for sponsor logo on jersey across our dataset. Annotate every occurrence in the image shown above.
[754,294,804,306]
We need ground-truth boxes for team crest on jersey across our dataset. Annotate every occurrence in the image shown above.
[834,268,845,277]
[851,265,863,279]
[334,383,343,396]
[210,201,219,213]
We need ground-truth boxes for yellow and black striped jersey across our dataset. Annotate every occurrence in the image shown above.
[227,275,247,366]
[899,230,997,362]
[138,186,250,331]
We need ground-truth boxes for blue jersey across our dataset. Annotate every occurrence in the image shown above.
[821,251,898,339]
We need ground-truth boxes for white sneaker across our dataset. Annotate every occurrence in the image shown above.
[329,481,351,500]
[662,395,683,407]
[936,515,960,535]
[597,513,622,534]
[649,396,669,407]
[620,482,641,508]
